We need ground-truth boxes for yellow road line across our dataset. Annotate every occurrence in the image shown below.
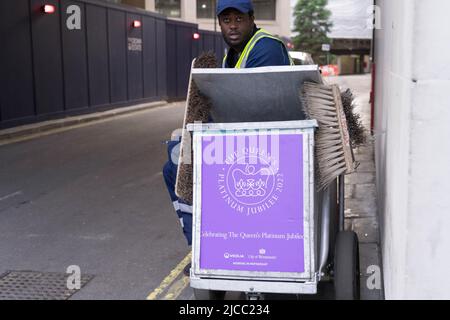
[146,252,191,300]
[162,275,191,300]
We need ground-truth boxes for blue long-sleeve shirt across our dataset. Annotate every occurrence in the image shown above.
[223,36,291,68]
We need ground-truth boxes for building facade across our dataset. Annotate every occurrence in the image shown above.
[106,0,292,38]
[374,0,450,299]
[326,0,373,74]
[0,0,226,128]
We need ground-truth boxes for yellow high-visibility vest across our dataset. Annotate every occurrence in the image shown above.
[222,28,294,68]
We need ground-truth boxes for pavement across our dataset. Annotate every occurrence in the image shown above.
[327,74,384,300]
[0,101,167,145]
[0,74,383,300]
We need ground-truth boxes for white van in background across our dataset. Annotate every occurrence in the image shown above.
[288,51,315,65]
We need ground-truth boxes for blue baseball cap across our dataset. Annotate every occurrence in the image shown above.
[216,0,254,16]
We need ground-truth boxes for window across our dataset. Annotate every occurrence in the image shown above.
[197,0,215,19]
[253,0,276,20]
[101,0,145,10]
[155,0,181,18]
[197,0,276,21]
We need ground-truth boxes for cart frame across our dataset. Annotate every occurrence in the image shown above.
[180,65,359,299]
[188,120,322,295]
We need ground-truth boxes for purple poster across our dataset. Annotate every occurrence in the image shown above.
[199,133,305,273]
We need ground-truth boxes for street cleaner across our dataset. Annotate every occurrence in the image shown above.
[162,0,293,276]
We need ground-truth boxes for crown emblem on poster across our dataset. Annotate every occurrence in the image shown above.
[232,165,270,198]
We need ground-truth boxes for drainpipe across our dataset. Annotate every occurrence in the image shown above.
[370,0,376,134]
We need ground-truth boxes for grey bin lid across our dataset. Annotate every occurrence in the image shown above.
[191,65,322,123]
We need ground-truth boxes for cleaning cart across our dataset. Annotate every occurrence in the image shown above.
[183,65,360,300]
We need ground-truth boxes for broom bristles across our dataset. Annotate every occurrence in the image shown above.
[175,52,218,204]
[301,82,355,190]
[340,88,366,147]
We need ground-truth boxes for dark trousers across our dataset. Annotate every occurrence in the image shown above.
[162,140,192,246]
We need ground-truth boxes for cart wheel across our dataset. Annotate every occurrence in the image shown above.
[193,288,226,300]
[334,231,360,300]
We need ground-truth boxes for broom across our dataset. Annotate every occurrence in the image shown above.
[340,88,366,147]
[301,82,356,190]
[175,52,218,204]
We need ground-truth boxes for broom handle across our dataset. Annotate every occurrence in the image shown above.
[333,85,355,174]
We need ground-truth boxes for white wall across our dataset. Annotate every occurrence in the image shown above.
[326,0,373,39]
[374,0,450,299]
[145,0,155,11]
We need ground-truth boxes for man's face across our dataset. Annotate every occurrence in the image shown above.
[218,8,255,50]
